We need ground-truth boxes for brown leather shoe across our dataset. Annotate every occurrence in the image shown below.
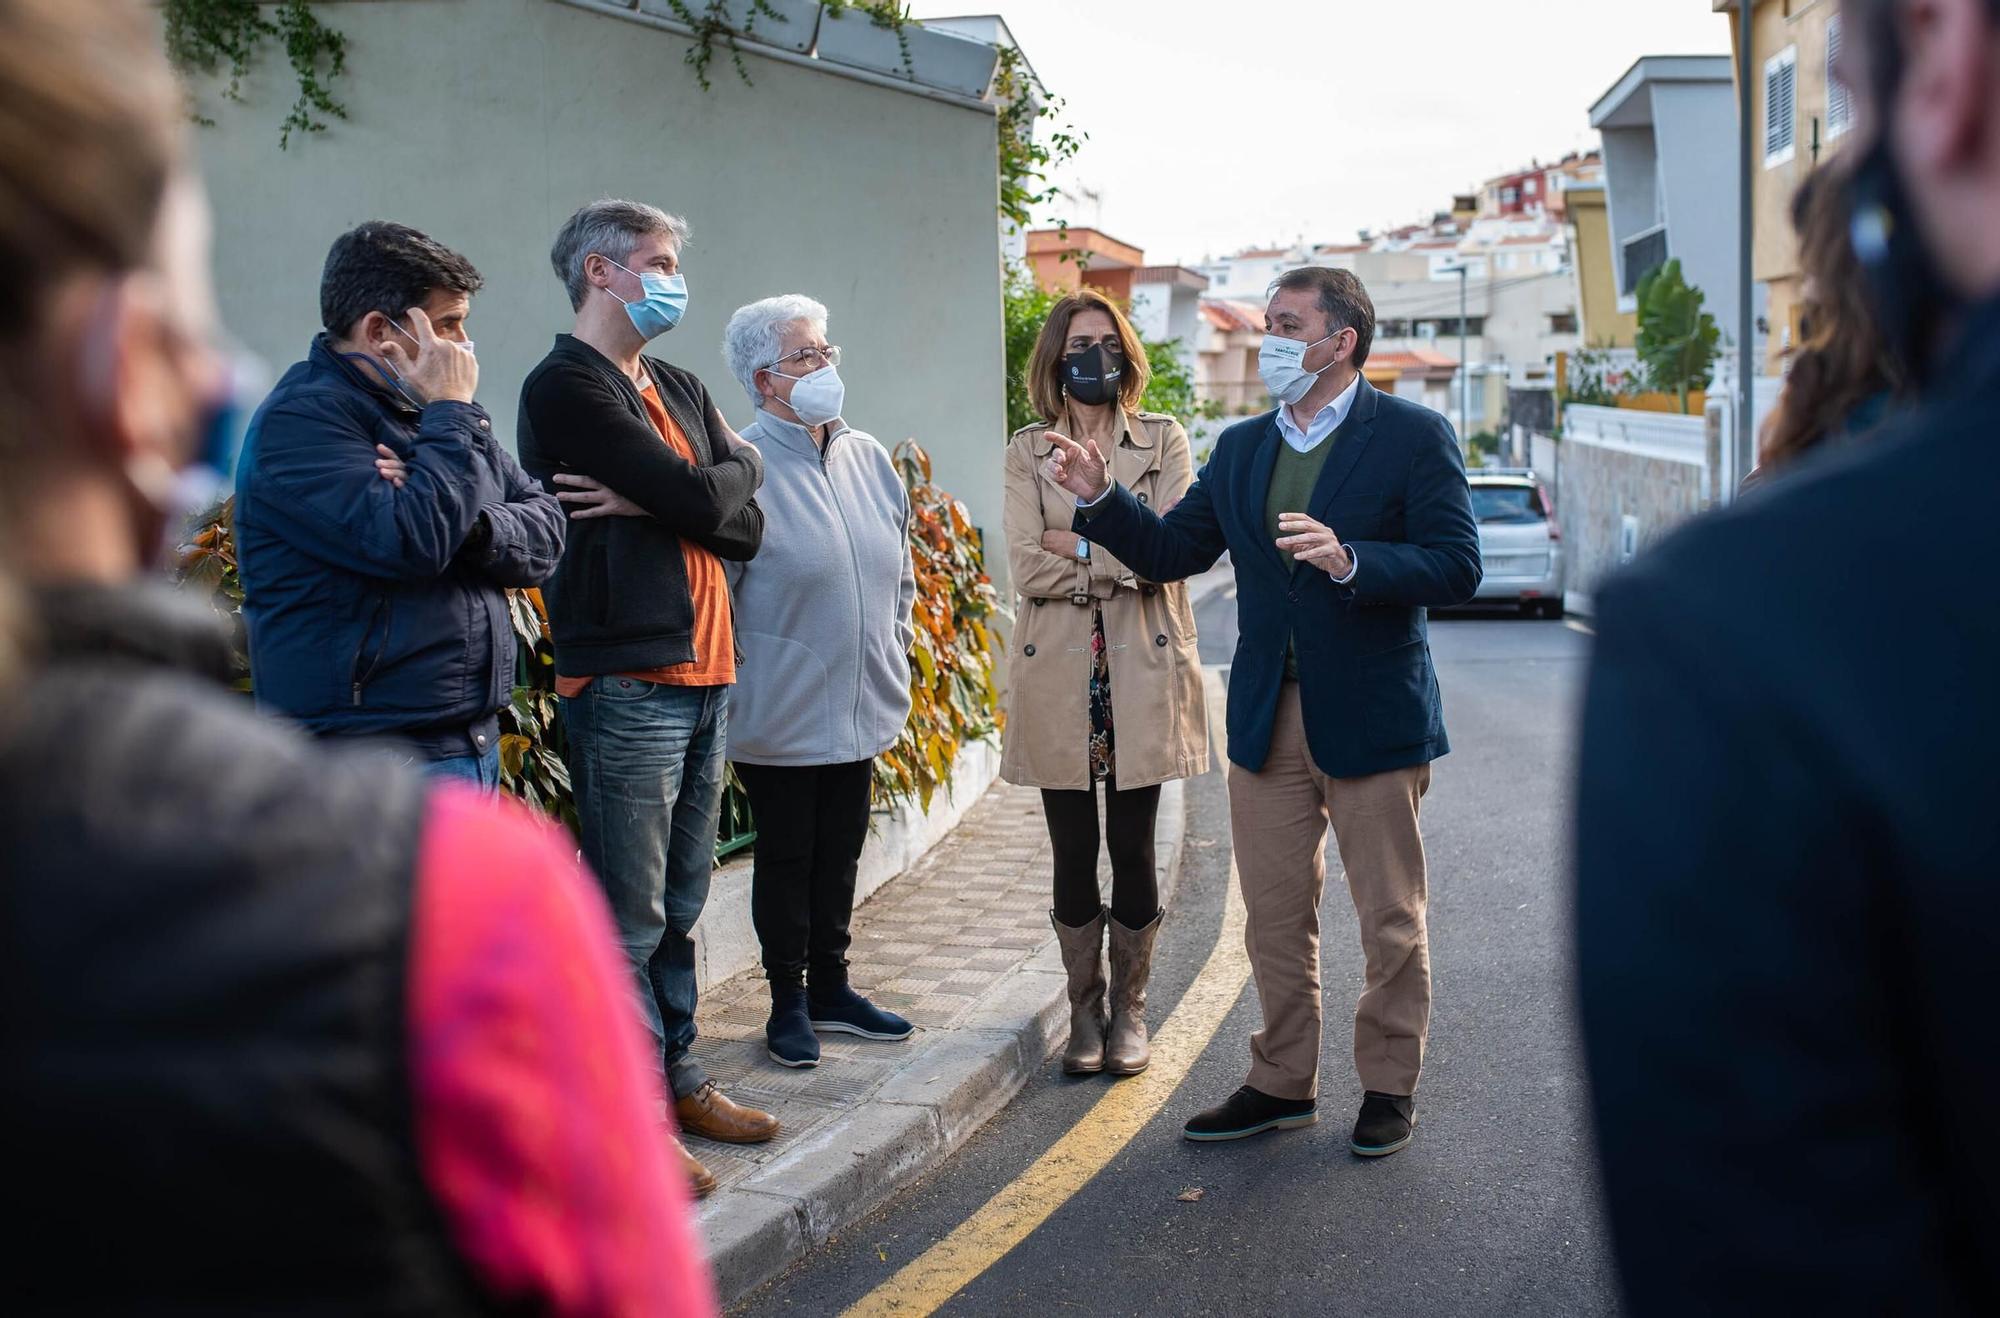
[672,1135,718,1198]
[675,1080,780,1145]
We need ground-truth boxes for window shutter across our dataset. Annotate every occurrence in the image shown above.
[1765,49,1797,163]
[1827,18,1852,137]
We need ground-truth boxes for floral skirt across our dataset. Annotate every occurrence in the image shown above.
[1088,607,1115,781]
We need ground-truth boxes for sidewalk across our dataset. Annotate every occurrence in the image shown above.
[689,776,1187,1302]
[689,558,1231,1305]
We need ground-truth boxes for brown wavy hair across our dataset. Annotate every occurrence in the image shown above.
[1026,286,1151,423]
[1758,164,1905,470]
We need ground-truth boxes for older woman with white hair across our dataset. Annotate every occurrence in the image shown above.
[721,294,918,1069]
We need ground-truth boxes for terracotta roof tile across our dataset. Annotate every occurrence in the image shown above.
[1199,299,1266,333]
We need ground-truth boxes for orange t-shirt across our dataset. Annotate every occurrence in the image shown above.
[555,383,734,696]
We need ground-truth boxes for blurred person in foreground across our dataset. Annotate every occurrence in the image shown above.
[1752,165,1907,479]
[0,2,713,1312]
[1575,0,2000,1311]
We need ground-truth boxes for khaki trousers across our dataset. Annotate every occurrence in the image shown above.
[1228,681,1432,1100]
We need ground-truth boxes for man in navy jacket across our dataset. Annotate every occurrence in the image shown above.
[1575,2,2000,1311]
[236,222,563,788]
[1045,267,1479,1155]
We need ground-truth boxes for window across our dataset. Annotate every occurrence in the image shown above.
[1826,17,1852,138]
[1765,46,1798,167]
[1524,178,1539,196]
[1549,312,1578,334]
[1469,485,1544,525]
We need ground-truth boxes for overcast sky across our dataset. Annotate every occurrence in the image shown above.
[913,0,1733,266]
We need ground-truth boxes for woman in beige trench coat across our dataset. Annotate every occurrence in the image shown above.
[1000,287,1209,1080]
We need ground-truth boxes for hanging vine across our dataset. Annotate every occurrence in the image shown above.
[662,0,786,91]
[163,0,348,149]
[823,1,915,78]
[670,1,915,91]
[993,44,1083,234]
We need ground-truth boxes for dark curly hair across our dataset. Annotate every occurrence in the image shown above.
[319,220,483,337]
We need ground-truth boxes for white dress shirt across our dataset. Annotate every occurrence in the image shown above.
[1276,370,1361,453]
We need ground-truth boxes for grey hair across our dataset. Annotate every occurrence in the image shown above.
[549,198,689,311]
[722,294,829,406]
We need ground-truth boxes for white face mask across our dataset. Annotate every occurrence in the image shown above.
[769,363,845,427]
[1258,331,1337,405]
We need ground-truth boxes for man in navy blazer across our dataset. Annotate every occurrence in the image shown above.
[1045,266,1479,1155]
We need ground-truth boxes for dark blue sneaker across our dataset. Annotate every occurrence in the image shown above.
[808,982,914,1041]
[1182,1084,1317,1142]
[766,983,820,1068]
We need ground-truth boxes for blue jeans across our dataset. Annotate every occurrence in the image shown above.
[421,741,501,793]
[562,679,729,1099]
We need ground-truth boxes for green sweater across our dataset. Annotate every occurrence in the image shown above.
[1265,436,1338,679]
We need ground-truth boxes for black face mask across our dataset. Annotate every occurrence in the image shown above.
[1844,129,1958,388]
[1061,344,1123,408]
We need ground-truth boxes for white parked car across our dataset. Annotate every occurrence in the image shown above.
[1459,470,1565,619]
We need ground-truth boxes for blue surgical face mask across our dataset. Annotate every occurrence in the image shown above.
[341,318,472,409]
[604,256,688,340]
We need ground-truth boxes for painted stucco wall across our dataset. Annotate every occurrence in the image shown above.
[184,0,1010,576]
[1652,80,1743,325]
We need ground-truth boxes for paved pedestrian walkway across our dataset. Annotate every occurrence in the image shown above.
[689,774,1187,1302]
[687,780,1054,1192]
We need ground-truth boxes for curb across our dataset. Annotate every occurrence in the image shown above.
[703,776,1190,1305]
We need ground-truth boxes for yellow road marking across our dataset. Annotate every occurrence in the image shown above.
[844,672,1250,1318]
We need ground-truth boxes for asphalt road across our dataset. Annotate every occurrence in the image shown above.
[739,582,1613,1317]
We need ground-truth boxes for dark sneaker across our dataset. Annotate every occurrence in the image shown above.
[809,982,914,1041]
[1349,1091,1417,1157]
[1182,1085,1318,1142]
[766,983,820,1068]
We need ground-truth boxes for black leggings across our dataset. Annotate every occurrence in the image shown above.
[1040,777,1162,929]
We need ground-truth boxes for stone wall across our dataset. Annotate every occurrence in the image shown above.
[1555,436,1707,611]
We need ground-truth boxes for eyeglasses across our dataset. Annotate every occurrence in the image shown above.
[766,344,841,372]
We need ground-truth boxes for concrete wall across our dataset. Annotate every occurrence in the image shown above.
[184,0,1010,574]
[1483,269,1582,375]
[1552,406,1709,609]
[1599,123,1662,282]
[1653,80,1743,324]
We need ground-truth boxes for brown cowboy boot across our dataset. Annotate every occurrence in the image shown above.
[1052,908,1108,1074]
[1104,909,1163,1076]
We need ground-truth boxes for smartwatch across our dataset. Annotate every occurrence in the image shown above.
[1075,537,1091,562]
